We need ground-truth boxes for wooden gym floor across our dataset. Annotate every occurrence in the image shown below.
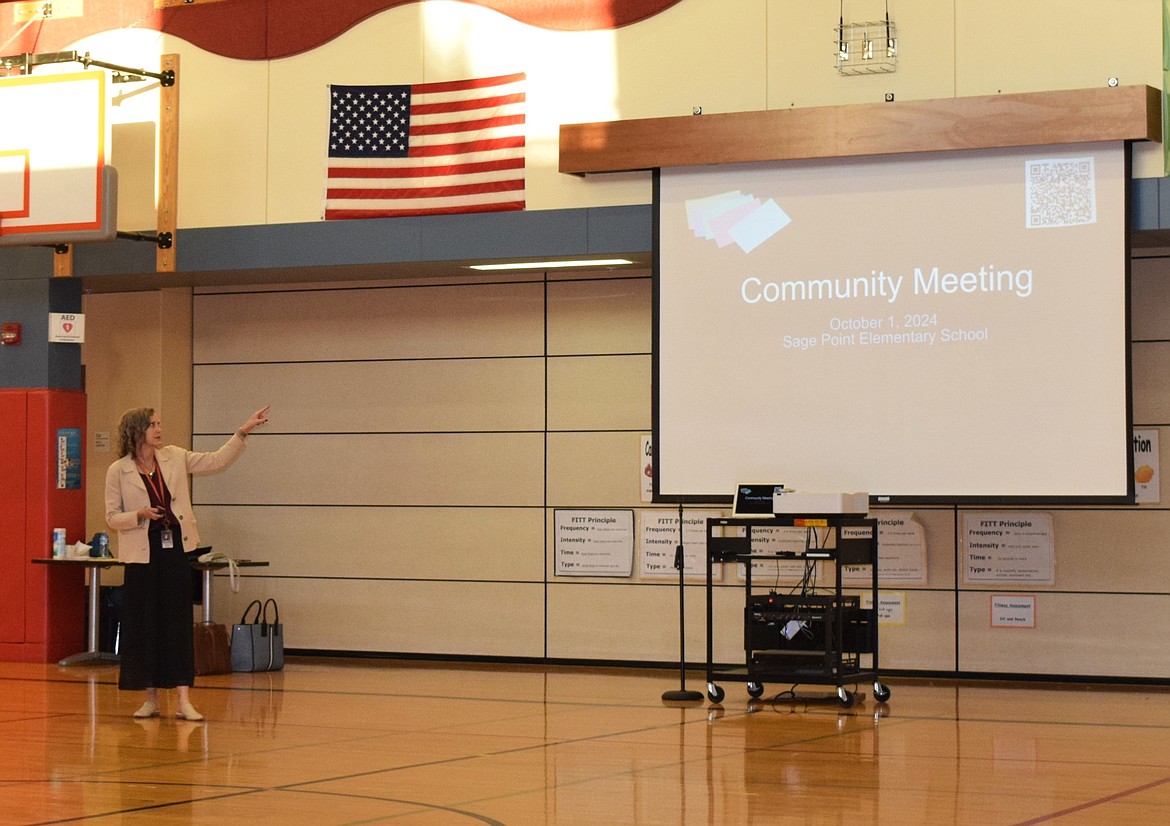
[2,658,1169,825]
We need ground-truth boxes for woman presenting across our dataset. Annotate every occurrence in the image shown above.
[105,405,270,721]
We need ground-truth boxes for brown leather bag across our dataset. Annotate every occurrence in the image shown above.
[193,621,232,675]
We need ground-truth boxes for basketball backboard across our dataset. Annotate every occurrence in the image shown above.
[0,70,116,246]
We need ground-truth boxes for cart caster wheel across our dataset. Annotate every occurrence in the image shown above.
[837,686,855,708]
[707,683,725,704]
[873,682,891,703]
[747,682,764,698]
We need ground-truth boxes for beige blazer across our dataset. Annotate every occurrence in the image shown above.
[104,434,247,563]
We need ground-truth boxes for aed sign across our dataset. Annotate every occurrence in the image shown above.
[48,312,85,343]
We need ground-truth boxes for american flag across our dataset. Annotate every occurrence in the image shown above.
[324,72,525,219]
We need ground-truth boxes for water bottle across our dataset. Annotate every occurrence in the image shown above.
[52,528,67,559]
[90,532,109,558]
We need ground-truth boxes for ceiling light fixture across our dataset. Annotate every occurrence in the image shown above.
[468,258,635,271]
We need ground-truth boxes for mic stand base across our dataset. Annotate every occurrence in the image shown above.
[661,688,704,702]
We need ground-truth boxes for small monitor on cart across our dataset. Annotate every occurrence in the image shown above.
[731,483,784,518]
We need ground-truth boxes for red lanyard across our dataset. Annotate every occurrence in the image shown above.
[142,460,171,525]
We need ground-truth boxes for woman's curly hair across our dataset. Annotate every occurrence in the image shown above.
[116,407,154,458]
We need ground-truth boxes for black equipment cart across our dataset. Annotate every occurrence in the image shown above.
[704,515,891,707]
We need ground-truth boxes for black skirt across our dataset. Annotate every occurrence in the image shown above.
[118,530,194,691]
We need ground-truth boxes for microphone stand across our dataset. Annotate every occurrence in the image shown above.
[662,501,703,702]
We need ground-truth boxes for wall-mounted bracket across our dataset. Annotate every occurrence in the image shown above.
[117,231,173,250]
[0,50,176,86]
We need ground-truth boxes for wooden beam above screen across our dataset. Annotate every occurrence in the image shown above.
[559,85,1162,175]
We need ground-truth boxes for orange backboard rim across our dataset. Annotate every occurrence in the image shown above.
[0,149,32,221]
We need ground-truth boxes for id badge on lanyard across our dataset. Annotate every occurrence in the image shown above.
[144,465,174,549]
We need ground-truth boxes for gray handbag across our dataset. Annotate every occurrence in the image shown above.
[231,598,284,672]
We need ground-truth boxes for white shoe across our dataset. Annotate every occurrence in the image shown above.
[133,700,159,718]
[176,702,204,721]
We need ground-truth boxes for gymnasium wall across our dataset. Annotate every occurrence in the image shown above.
[186,272,658,659]
[85,249,1158,679]
[71,0,1170,678]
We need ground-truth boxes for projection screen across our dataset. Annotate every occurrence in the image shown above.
[654,141,1132,505]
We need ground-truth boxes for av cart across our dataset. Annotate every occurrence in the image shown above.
[704,515,891,707]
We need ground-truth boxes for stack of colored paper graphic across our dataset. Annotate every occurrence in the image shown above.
[685,190,791,253]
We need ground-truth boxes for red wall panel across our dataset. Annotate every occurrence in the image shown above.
[0,389,86,662]
[0,391,28,644]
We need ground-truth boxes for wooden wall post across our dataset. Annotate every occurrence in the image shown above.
[157,53,179,272]
[52,245,73,277]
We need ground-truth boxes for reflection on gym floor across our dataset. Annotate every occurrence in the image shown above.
[2,659,1168,824]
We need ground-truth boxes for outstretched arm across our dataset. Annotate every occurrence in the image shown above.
[185,405,271,474]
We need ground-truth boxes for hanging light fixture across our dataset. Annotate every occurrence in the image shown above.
[835,0,898,75]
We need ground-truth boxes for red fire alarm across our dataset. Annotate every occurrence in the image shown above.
[1,323,21,345]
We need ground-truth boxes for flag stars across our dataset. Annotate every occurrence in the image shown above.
[328,84,411,158]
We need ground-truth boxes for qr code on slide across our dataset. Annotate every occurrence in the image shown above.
[1025,157,1096,228]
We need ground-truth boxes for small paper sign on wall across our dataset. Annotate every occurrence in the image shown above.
[991,594,1036,628]
[1133,429,1159,504]
[963,512,1054,584]
[842,512,928,586]
[640,435,653,503]
[640,510,721,579]
[554,509,634,577]
[56,428,81,490]
[48,312,85,343]
[861,591,906,625]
